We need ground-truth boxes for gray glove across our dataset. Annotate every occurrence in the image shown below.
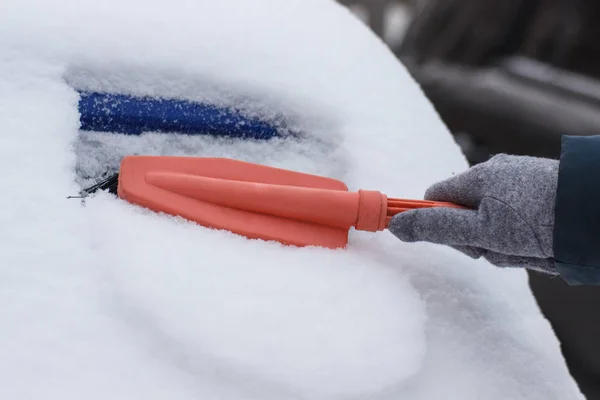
[388,154,559,275]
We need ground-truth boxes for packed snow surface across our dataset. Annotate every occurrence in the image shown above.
[0,0,583,399]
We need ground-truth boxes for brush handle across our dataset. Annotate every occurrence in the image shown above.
[385,198,467,226]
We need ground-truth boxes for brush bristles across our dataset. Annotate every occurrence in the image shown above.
[81,173,119,196]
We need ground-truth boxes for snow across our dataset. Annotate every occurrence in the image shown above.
[0,0,583,399]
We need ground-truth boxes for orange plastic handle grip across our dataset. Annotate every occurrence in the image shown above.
[385,198,467,226]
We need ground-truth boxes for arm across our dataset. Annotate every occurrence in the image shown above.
[553,135,600,284]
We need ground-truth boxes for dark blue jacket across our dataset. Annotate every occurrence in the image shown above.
[554,135,600,285]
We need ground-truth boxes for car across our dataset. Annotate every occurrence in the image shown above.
[0,0,584,398]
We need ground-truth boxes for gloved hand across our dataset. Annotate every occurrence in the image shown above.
[388,154,559,275]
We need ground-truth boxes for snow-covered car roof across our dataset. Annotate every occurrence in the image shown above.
[0,0,583,398]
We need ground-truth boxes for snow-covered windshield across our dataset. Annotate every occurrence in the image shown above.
[0,0,583,399]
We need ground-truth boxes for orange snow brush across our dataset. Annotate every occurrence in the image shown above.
[78,156,465,249]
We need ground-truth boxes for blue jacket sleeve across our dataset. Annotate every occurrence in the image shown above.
[553,135,600,285]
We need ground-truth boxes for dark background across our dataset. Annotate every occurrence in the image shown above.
[338,0,600,398]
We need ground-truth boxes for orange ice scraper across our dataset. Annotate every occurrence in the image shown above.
[91,155,465,249]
